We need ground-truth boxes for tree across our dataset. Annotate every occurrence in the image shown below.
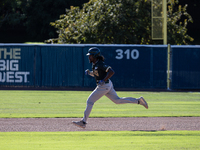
[25,0,89,41]
[48,0,193,45]
[0,0,89,42]
[167,0,193,45]
[0,0,26,28]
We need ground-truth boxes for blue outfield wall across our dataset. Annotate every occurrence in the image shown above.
[1,44,199,90]
[0,44,168,89]
[35,45,84,87]
[171,45,200,90]
[0,45,35,86]
[83,45,167,89]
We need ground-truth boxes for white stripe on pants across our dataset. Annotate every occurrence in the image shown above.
[82,80,139,123]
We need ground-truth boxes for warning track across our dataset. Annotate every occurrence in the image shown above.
[0,117,199,132]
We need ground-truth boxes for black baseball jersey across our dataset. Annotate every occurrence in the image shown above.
[92,60,111,82]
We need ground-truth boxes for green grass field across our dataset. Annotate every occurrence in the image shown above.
[0,131,200,150]
[0,90,199,150]
[0,90,200,118]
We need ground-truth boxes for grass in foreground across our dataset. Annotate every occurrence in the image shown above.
[0,91,200,118]
[0,131,199,150]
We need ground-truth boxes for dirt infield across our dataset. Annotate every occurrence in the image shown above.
[0,117,199,132]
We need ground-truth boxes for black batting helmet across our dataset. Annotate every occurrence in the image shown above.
[86,47,101,58]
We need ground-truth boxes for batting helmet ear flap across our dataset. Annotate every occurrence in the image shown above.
[86,47,101,57]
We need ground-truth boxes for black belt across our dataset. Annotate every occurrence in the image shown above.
[105,80,109,84]
[96,80,109,84]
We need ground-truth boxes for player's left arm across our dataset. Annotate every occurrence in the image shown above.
[103,67,115,82]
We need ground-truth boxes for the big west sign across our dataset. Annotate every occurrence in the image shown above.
[0,48,30,83]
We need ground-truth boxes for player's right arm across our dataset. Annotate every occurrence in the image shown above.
[85,69,94,77]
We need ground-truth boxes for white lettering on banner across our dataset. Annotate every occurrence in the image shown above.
[0,60,19,71]
[10,60,19,71]
[115,49,139,60]
[0,72,30,83]
[7,72,14,82]
[0,60,6,71]
[0,48,30,83]
[0,72,5,82]
[0,48,21,59]
[15,72,30,83]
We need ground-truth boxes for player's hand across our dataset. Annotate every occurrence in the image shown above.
[98,80,105,86]
[85,69,90,75]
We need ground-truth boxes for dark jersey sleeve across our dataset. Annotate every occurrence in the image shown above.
[92,60,111,81]
[99,63,111,72]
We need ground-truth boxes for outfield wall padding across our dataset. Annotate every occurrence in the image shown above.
[0,44,199,89]
[171,45,200,89]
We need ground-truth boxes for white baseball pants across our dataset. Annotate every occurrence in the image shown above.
[82,80,140,123]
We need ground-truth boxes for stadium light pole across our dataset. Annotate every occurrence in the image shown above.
[152,0,170,89]
[163,0,167,45]
[164,0,171,90]
[151,0,167,44]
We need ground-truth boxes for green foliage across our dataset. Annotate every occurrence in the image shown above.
[25,0,89,40]
[48,0,193,45]
[167,0,194,44]
[0,0,89,42]
[0,0,26,28]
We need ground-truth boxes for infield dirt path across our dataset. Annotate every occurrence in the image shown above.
[0,117,199,132]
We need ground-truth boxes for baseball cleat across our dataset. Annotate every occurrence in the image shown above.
[72,120,87,128]
[139,96,148,109]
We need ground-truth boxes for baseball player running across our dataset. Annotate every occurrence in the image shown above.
[72,47,148,128]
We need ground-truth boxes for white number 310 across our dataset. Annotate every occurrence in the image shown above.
[115,49,139,60]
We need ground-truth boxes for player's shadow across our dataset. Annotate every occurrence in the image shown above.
[131,130,164,132]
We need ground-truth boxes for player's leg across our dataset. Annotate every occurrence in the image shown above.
[72,87,105,128]
[105,87,139,104]
[73,84,112,128]
[105,81,148,108]
[82,84,111,123]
